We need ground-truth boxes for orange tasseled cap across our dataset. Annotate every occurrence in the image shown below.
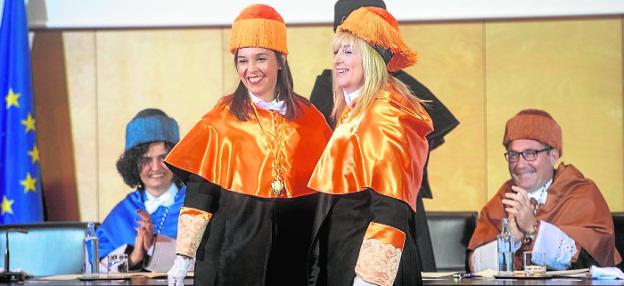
[229,4,288,55]
[337,6,416,72]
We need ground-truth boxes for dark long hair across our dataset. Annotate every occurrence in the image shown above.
[228,50,308,121]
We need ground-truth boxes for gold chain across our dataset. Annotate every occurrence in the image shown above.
[250,101,287,196]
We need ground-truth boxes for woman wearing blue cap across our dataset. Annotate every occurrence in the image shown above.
[97,108,185,270]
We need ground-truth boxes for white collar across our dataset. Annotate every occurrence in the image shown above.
[144,183,179,214]
[249,92,286,115]
[343,88,362,108]
[527,178,553,206]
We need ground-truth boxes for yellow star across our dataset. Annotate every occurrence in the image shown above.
[21,113,36,133]
[28,145,40,164]
[20,172,37,193]
[1,196,14,215]
[5,88,20,109]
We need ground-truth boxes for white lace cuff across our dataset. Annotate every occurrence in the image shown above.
[175,207,212,258]
[532,220,577,270]
[354,222,405,286]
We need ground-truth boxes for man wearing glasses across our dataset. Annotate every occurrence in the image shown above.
[467,109,621,272]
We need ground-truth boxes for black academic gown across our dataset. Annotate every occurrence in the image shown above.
[308,190,424,286]
[169,173,319,286]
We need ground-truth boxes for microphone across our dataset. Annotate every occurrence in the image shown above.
[0,228,29,282]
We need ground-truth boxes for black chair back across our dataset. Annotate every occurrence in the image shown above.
[426,211,477,272]
[612,212,624,270]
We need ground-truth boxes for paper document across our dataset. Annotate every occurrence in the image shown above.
[470,240,498,273]
[139,272,195,279]
[40,274,82,281]
[549,268,589,277]
[145,235,177,272]
[474,269,497,278]
[421,272,458,278]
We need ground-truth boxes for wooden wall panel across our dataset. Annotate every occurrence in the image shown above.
[401,22,487,211]
[287,26,335,99]
[63,31,98,221]
[31,31,79,220]
[95,29,224,219]
[221,29,237,96]
[485,18,623,209]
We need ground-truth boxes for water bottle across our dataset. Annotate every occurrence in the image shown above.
[497,218,514,273]
[83,222,100,276]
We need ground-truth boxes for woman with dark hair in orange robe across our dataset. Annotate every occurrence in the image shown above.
[164,4,332,286]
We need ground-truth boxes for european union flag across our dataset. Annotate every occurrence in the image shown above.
[0,0,44,223]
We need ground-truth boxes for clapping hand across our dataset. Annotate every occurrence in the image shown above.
[129,209,154,267]
[502,186,537,242]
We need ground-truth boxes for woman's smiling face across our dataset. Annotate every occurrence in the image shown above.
[236,47,281,101]
[333,42,364,94]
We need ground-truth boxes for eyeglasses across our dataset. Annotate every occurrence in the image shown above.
[138,154,167,168]
[504,147,551,163]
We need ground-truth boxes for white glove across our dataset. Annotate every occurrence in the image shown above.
[168,255,193,286]
[353,275,378,286]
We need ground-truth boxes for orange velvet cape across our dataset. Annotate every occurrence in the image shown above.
[307,85,433,211]
[468,163,622,267]
[166,96,332,199]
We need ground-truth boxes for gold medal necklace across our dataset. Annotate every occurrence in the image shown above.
[250,101,287,196]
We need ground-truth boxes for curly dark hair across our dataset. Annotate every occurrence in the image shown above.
[116,141,181,190]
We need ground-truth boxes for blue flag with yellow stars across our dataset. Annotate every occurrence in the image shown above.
[0,0,44,223]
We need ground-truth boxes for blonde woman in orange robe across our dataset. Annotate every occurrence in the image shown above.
[307,7,433,286]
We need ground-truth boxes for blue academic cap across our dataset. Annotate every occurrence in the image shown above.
[124,108,179,151]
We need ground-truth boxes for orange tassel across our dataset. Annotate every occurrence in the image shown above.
[230,4,288,55]
[338,7,417,72]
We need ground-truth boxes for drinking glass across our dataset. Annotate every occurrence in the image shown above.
[107,253,129,274]
[523,251,546,277]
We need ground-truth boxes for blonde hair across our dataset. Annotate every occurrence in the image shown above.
[331,32,421,122]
